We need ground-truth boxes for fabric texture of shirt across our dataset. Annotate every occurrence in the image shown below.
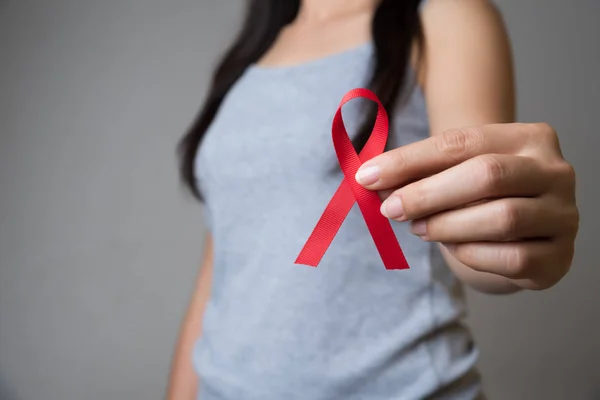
[193,39,483,400]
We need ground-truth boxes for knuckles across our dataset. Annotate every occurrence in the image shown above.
[495,200,521,238]
[436,128,483,161]
[529,122,559,145]
[500,245,557,283]
[502,246,532,278]
[474,154,508,194]
[438,123,578,289]
[554,160,577,188]
[525,122,565,161]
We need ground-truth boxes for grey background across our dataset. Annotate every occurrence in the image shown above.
[0,0,598,399]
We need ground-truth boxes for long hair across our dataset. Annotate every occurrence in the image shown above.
[178,0,424,198]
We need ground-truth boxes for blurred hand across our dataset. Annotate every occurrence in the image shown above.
[355,123,579,290]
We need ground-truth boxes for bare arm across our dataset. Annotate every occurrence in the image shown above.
[167,234,214,400]
[420,0,520,294]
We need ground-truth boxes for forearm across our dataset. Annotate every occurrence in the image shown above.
[418,1,518,295]
[167,236,214,400]
[439,244,521,295]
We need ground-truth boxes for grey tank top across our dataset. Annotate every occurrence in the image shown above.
[193,42,483,400]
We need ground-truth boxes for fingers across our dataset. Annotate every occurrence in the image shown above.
[356,123,562,190]
[356,125,519,189]
[411,198,578,243]
[444,239,573,289]
[381,154,551,221]
[357,122,575,290]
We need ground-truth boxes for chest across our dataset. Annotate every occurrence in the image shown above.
[196,69,370,192]
[194,58,430,204]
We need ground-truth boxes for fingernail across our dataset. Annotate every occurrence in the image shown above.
[381,196,404,219]
[411,220,427,237]
[355,164,381,185]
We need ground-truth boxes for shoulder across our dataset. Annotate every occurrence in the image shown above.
[420,0,502,24]
[418,0,508,69]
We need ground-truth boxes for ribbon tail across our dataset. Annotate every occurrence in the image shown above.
[353,189,410,270]
[295,179,355,267]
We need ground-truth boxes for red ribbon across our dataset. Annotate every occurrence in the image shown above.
[295,88,409,270]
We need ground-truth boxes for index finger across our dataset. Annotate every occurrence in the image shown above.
[355,124,527,190]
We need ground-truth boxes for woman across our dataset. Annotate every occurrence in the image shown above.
[168,0,579,399]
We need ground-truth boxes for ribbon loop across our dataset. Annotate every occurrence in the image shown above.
[295,88,409,270]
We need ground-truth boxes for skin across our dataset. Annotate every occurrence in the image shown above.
[356,0,578,292]
[168,0,579,397]
[167,236,213,400]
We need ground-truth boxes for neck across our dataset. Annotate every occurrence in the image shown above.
[297,0,377,23]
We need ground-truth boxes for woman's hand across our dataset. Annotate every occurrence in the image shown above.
[356,123,579,291]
